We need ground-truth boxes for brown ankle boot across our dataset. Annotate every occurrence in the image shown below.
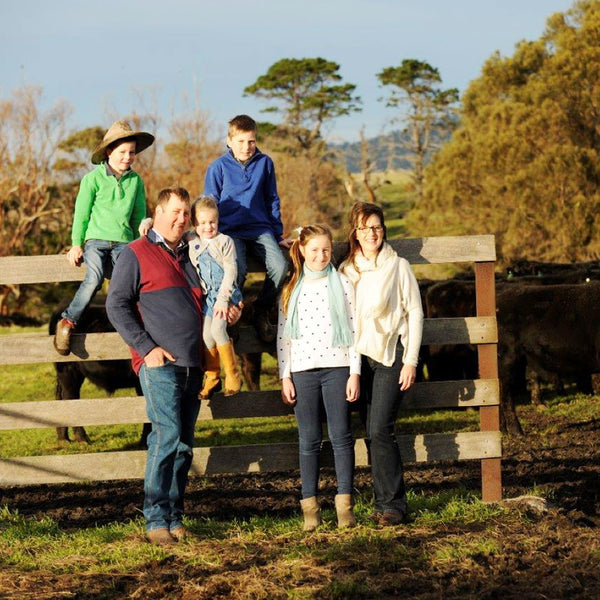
[335,494,356,528]
[300,497,321,531]
[200,346,221,399]
[54,317,75,356]
[217,339,241,396]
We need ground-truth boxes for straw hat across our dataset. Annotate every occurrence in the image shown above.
[91,120,155,164]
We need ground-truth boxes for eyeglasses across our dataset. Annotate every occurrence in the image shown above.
[356,226,383,234]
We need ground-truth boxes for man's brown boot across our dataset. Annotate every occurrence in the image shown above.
[147,528,177,546]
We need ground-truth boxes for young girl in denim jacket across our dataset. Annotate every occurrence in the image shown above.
[188,196,244,398]
[277,225,360,530]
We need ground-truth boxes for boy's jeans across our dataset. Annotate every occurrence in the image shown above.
[62,240,126,324]
[232,233,288,312]
[139,363,202,533]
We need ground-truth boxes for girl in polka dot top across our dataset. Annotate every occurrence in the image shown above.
[277,224,361,531]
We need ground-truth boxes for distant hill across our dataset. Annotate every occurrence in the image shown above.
[330,129,451,173]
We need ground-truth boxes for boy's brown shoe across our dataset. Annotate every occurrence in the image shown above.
[147,528,177,546]
[53,318,75,356]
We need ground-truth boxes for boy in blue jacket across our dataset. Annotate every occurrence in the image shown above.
[204,114,289,342]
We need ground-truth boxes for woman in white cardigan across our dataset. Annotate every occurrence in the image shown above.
[340,202,423,526]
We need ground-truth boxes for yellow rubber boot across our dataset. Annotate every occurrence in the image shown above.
[217,339,242,396]
[200,346,222,400]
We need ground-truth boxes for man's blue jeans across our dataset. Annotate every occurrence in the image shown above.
[361,344,408,516]
[139,363,202,533]
[292,367,354,499]
[62,240,126,324]
[232,233,288,311]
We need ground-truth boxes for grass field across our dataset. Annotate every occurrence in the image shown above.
[2,393,600,598]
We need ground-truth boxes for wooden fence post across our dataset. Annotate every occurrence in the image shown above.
[475,261,502,501]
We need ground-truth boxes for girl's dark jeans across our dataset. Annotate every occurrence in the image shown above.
[292,367,354,499]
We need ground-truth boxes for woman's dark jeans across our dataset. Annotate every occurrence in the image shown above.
[292,367,355,499]
[361,344,407,515]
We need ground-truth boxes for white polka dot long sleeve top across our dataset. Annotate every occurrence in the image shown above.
[277,272,361,379]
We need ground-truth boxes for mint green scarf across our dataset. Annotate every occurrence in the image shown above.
[284,263,354,347]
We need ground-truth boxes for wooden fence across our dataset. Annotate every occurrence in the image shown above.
[0,235,501,501]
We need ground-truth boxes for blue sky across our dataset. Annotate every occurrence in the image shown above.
[1,0,576,143]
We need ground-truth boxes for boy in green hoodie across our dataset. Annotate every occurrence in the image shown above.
[53,120,154,355]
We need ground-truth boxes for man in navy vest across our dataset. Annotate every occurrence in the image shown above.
[107,186,239,545]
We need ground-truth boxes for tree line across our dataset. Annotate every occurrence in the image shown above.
[409,0,600,265]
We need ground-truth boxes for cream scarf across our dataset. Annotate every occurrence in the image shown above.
[340,242,404,366]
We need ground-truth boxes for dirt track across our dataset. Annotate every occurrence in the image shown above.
[1,403,599,599]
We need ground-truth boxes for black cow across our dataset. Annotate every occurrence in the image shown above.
[424,276,599,435]
[424,279,479,382]
[496,283,600,435]
[49,302,149,444]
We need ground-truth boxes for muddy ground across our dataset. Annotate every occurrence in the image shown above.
[1,403,599,599]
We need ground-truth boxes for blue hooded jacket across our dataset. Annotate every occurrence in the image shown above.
[204,149,283,240]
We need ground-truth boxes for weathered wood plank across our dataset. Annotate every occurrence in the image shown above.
[385,235,496,265]
[0,395,293,430]
[0,235,496,286]
[0,331,132,363]
[421,317,497,345]
[0,431,502,486]
[0,317,497,365]
[0,379,499,431]
[0,255,86,285]
[402,379,499,409]
[0,397,149,430]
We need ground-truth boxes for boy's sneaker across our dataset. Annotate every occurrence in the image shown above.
[53,318,75,356]
[255,310,277,343]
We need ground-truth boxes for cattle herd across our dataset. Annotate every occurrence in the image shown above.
[423,259,600,434]
[49,259,600,443]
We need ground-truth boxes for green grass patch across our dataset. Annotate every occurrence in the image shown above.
[0,488,507,577]
[432,536,501,564]
[410,489,505,526]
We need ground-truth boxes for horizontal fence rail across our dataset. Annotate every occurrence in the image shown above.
[0,380,501,431]
[0,235,501,500]
[0,433,502,486]
[0,235,496,285]
[0,317,498,365]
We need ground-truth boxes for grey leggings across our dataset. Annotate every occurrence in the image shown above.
[202,315,229,349]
